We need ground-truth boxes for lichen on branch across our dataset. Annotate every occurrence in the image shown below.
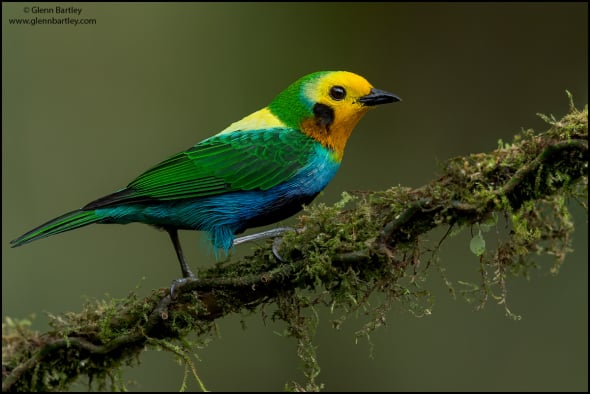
[2,97,587,392]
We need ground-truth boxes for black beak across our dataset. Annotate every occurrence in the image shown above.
[359,88,401,106]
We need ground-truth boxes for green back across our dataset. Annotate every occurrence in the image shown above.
[119,128,316,202]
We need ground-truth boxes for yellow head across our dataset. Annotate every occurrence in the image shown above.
[268,71,400,159]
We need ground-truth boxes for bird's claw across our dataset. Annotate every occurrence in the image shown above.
[233,226,297,263]
[170,276,197,299]
[272,236,287,262]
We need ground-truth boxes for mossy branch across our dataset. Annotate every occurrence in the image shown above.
[3,98,588,392]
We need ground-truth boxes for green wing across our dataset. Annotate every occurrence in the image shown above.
[85,128,315,208]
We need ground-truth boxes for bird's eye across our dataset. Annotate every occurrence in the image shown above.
[329,86,346,101]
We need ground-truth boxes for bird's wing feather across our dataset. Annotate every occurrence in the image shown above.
[84,128,315,208]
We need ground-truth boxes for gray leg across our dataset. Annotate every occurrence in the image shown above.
[167,228,195,279]
[233,227,295,262]
[232,227,294,246]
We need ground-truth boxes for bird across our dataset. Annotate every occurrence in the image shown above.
[10,70,400,280]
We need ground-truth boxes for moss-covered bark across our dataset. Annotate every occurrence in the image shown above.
[2,97,587,392]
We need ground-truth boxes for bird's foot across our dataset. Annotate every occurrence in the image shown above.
[272,236,287,262]
[233,227,296,262]
[170,275,197,299]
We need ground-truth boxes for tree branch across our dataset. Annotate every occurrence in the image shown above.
[2,98,587,392]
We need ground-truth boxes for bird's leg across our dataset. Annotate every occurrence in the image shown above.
[233,227,295,262]
[167,228,196,298]
[167,228,195,278]
[233,227,294,246]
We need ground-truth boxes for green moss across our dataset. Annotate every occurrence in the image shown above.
[3,99,587,391]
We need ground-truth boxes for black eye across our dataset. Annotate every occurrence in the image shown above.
[329,86,346,101]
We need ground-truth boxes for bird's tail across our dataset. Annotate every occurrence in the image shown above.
[10,210,102,248]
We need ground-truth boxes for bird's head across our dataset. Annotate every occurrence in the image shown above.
[268,71,400,159]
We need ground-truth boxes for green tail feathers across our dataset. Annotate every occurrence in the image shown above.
[10,210,101,248]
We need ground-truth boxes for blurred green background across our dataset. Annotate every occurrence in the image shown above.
[2,2,587,391]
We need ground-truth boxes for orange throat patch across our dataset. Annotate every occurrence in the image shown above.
[300,108,369,161]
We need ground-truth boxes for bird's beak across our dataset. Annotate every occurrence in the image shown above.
[359,88,401,106]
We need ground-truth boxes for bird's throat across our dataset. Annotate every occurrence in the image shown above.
[300,110,366,161]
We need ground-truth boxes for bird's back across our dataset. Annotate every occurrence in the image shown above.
[84,129,340,250]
